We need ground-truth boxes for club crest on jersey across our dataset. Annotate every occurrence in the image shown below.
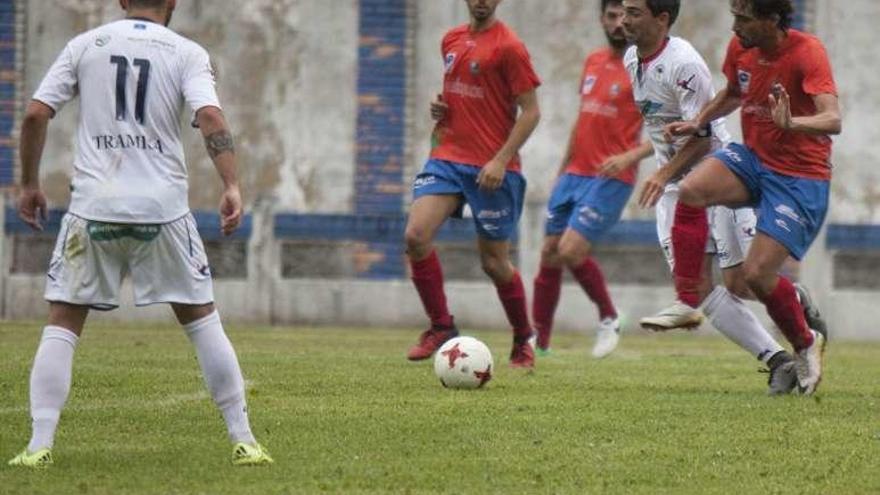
[738,70,752,93]
[469,60,480,76]
[444,53,457,73]
[609,83,621,97]
[582,75,597,95]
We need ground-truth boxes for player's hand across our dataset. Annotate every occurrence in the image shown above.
[477,159,506,191]
[769,83,792,130]
[430,94,448,121]
[219,185,242,236]
[638,169,670,208]
[18,186,48,231]
[598,152,634,177]
[663,120,699,143]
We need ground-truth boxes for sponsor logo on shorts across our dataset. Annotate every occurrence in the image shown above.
[723,148,743,163]
[774,204,806,226]
[577,206,604,225]
[477,208,510,220]
[775,218,791,232]
[481,223,500,232]
[413,176,437,189]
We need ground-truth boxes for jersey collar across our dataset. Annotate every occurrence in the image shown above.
[638,36,670,65]
[127,16,158,24]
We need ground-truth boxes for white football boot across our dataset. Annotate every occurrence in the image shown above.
[639,301,704,331]
[795,329,826,396]
[591,317,620,359]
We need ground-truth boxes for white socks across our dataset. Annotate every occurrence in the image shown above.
[183,311,256,445]
[28,326,78,452]
[702,286,785,364]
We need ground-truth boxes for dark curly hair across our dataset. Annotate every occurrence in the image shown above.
[746,0,795,30]
[601,0,624,12]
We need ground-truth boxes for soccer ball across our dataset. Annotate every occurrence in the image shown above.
[433,336,493,389]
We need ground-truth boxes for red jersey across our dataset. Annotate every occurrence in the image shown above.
[567,47,642,185]
[722,30,837,180]
[430,21,541,172]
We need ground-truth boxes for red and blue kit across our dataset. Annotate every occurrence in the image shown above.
[713,30,837,259]
[544,48,642,242]
[429,21,541,172]
[722,30,837,180]
[567,47,642,184]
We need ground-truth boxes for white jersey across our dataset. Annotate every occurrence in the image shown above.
[624,37,729,172]
[33,18,220,223]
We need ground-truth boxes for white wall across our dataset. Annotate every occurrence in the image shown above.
[7,0,880,340]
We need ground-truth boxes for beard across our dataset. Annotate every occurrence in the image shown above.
[606,30,629,50]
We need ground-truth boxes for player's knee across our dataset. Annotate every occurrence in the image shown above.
[743,262,773,298]
[557,235,590,268]
[404,226,431,253]
[540,241,559,263]
[677,182,707,208]
[557,243,587,268]
[479,255,507,281]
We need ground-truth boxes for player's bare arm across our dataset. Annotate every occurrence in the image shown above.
[599,140,653,177]
[664,86,742,141]
[197,105,242,236]
[638,135,711,208]
[430,93,448,121]
[17,100,55,231]
[477,89,540,191]
[555,124,578,177]
[769,86,841,135]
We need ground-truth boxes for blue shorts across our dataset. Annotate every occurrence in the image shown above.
[412,159,526,241]
[544,174,633,241]
[712,143,829,260]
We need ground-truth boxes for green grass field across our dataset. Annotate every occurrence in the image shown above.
[1,321,879,494]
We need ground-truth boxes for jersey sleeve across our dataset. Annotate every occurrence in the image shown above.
[673,59,714,122]
[721,38,741,96]
[32,41,80,115]
[502,41,541,96]
[799,40,837,97]
[181,43,221,121]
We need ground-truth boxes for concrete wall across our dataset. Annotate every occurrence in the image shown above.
[5,0,880,340]
[23,0,358,213]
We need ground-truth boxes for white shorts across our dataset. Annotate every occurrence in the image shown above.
[44,213,214,309]
[656,184,755,271]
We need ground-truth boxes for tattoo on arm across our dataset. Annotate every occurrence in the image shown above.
[205,130,235,158]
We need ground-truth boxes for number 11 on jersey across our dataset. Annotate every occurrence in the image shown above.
[110,55,151,124]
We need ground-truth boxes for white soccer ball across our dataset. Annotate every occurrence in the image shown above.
[433,336,494,389]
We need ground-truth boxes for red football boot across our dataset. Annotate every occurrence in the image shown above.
[509,339,535,369]
[407,325,458,361]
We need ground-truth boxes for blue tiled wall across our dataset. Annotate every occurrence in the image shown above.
[0,0,16,185]
[353,0,409,278]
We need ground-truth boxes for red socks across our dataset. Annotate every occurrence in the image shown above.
[495,271,533,341]
[672,202,709,307]
[409,250,454,328]
[571,258,617,320]
[532,265,563,349]
[757,276,815,351]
